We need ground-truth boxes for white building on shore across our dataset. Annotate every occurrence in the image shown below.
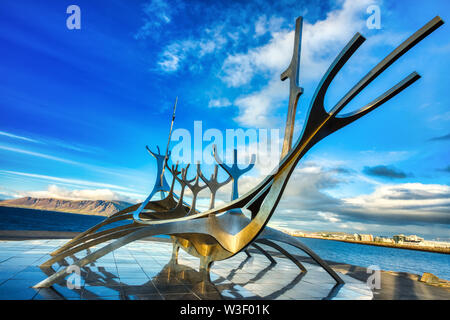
[354,233,374,242]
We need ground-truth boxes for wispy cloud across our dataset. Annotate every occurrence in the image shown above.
[0,170,135,192]
[233,77,287,127]
[0,137,152,189]
[428,111,450,122]
[0,145,82,166]
[156,28,227,73]
[0,130,41,144]
[134,0,183,40]
[220,25,293,87]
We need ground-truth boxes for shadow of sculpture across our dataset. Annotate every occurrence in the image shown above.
[38,250,349,300]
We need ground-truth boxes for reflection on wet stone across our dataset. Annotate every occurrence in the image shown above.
[0,239,372,300]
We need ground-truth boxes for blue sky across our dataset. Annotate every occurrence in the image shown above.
[0,0,449,239]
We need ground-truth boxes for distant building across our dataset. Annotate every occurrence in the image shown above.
[354,233,374,242]
[393,234,424,244]
[360,234,374,242]
[405,235,424,243]
[393,234,406,243]
[375,236,394,244]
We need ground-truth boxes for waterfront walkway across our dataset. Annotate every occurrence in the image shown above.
[0,238,371,300]
[329,262,450,300]
[0,234,448,300]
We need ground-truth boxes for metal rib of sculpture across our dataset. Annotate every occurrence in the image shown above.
[198,162,232,210]
[213,147,256,201]
[146,146,171,200]
[34,15,444,288]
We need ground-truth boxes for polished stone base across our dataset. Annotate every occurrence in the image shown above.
[0,239,372,300]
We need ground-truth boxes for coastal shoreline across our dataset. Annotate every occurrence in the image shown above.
[0,230,172,242]
[295,235,450,255]
[0,204,108,217]
[248,248,450,299]
[0,230,448,299]
[0,230,82,240]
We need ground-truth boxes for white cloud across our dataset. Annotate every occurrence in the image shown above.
[20,185,141,203]
[233,77,288,127]
[171,149,449,234]
[264,163,450,232]
[343,183,450,213]
[157,40,193,72]
[221,0,373,127]
[299,0,373,79]
[134,0,181,40]
[254,15,285,37]
[318,211,341,223]
[221,29,294,87]
[208,98,232,108]
[158,49,182,72]
[157,28,227,73]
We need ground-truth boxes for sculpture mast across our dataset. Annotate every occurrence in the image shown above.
[161,96,177,186]
[280,17,304,159]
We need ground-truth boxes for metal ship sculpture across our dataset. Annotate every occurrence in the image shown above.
[34,16,444,288]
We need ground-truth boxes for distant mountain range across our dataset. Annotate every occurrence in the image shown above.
[0,197,133,217]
